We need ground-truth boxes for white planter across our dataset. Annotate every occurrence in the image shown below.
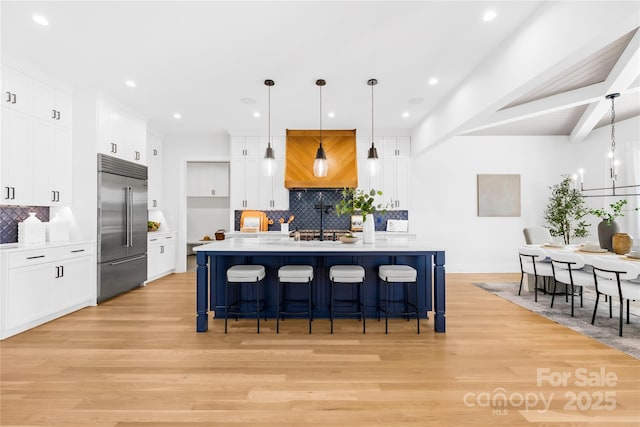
[363,214,375,244]
[18,212,46,244]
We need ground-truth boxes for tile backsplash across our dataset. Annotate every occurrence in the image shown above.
[0,206,50,243]
[234,189,408,232]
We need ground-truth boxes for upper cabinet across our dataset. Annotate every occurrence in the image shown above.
[381,136,411,210]
[231,136,261,158]
[1,63,73,206]
[97,97,146,164]
[147,133,163,209]
[187,162,230,197]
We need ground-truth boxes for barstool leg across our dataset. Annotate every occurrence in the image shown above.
[384,280,389,334]
[224,280,229,334]
[308,278,312,334]
[256,280,260,334]
[276,279,281,334]
[361,281,366,334]
[330,280,334,334]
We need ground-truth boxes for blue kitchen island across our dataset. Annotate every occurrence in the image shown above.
[193,237,446,332]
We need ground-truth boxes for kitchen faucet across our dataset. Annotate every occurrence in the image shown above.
[313,203,333,241]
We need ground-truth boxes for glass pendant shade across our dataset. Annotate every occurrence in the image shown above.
[367,142,378,176]
[313,143,328,177]
[263,142,275,177]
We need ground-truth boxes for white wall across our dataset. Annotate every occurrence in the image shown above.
[162,134,230,272]
[409,116,640,273]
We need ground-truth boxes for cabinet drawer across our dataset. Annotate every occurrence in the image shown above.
[56,243,95,260]
[8,248,55,269]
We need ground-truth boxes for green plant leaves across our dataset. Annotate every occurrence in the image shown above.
[543,175,590,244]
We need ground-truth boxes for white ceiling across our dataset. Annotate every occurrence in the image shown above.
[2,1,639,141]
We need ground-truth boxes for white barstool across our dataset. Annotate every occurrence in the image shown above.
[378,265,420,334]
[329,265,366,334]
[225,265,266,334]
[277,265,314,334]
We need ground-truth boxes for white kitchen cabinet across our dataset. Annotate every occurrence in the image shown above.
[34,80,73,129]
[1,64,34,116]
[147,232,176,281]
[259,158,288,209]
[382,137,411,210]
[187,162,230,197]
[97,97,146,164]
[147,134,163,209]
[1,64,73,207]
[231,136,261,158]
[1,242,95,340]
[1,106,34,205]
[230,157,260,210]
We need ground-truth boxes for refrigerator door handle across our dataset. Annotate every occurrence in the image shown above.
[110,255,146,266]
[127,186,133,247]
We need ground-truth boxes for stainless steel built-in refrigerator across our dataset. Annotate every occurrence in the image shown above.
[97,154,148,303]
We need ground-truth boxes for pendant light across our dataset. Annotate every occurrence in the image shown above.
[367,78,379,177]
[313,79,328,177]
[263,79,276,176]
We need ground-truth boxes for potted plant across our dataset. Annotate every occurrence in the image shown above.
[543,175,590,245]
[335,188,387,243]
[589,199,627,252]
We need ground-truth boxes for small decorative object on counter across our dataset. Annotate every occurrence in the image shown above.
[281,223,289,233]
[148,221,160,232]
[18,212,46,244]
[215,229,226,240]
[612,233,633,255]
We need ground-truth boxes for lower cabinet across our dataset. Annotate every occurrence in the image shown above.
[1,242,96,339]
[147,232,176,282]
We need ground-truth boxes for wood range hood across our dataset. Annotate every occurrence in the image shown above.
[284,129,358,189]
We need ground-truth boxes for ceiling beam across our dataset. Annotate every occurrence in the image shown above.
[411,2,640,156]
[462,82,607,135]
[570,28,640,143]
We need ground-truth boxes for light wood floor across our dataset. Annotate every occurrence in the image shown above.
[2,273,639,426]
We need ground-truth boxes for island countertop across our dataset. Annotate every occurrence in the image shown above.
[193,238,446,333]
[192,237,443,253]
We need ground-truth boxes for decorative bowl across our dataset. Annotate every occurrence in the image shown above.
[339,236,359,244]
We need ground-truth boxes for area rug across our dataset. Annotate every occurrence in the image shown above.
[473,282,640,359]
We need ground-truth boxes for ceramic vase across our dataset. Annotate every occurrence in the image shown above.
[363,214,375,244]
[18,212,46,244]
[612,233,633,255]
[597,220,619,252]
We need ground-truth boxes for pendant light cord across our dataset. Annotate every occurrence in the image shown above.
[319,84,323,147]
[268,83,271,147]
[610,95,615,156]
[371,80,374,143]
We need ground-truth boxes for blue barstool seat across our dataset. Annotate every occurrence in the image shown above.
[225,265,266,334]
[329,265,366,334]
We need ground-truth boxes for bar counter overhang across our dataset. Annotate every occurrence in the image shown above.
[193,238,446,332]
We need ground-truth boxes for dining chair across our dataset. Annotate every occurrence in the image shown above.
[591,258,640,337]
[523,226,552,244]
[518,246,554,302]
[549,252,593,316]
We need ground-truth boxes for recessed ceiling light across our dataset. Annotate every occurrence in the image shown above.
[328,112,335,118]
[253,112,261,118]
[125,80,136,88]
[402,112,410,118]
[241,97,256,105]
[483,10,497,22]
[428,77,439,86]
[408,97,424,105]
[32,15,49,26]
[173,113,182,119]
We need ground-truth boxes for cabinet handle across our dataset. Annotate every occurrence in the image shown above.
[160,245,165,254]
[60,265,64,277]
[4,187,9,199]
[211,189,215,196]
[153,149,158,156]
[55,266,60,278]
[165,236,172,240]
[26,255,46,260]
[153,199,157,207]
[135,151,140,160]
[10,187,15,199]
[57,191,60,202]
[52,109,57,119]
[51,190,56,202]
[5,92,10,102]
[150,238,158,242]
[11,93,16,104]
[56,110,61,120]
[70,249,85,253]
